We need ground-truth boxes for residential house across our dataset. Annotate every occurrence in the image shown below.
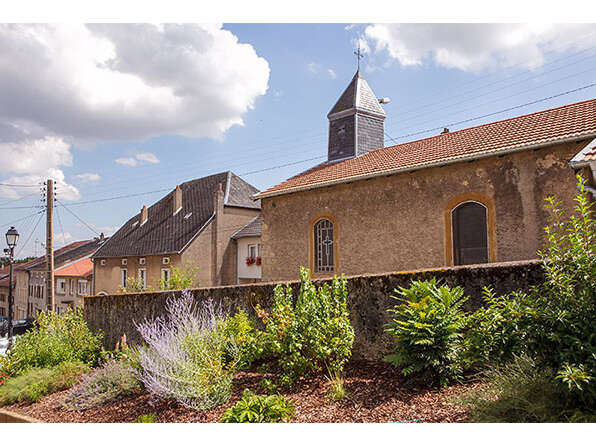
[255,69,596,282]
[14,237,108,318]
[92,171,261,293]
[54,257,93,313]
[231,214,262,284]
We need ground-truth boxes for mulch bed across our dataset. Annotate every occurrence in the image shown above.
[3,360,481,423]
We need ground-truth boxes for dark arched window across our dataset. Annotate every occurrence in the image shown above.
[452,202,489,265]
[314,219,335,273]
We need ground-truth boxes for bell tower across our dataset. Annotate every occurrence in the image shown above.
[327,69,387,162]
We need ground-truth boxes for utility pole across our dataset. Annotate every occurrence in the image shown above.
[46,179,55,312]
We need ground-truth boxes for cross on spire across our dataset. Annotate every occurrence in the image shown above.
[354,42,364,71]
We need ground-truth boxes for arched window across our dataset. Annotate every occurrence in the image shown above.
[314,218,335,273]
[452,201,489,265]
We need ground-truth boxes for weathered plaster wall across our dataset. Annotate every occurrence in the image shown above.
[93,254,182,295]
[261,140,585,282]
[85,260,544,360]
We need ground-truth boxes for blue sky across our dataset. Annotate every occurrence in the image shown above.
[2,22,596,258]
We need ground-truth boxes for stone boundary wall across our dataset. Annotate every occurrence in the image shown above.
[84,260,544,360]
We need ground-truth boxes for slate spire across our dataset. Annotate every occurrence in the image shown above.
[327,70,386,162]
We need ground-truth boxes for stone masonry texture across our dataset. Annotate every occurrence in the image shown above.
[85,260,544,361]
[261,140,585,282]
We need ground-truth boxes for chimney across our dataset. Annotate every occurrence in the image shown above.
[441,128,449,134]
[173,185,182,215]
[100,232,104,240]
[140,205,148,226]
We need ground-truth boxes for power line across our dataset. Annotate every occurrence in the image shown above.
[0,182,40,188]
[15,212,44,258]
[55,199,100,237]
[0,210,44,230]
[389,80,596,142]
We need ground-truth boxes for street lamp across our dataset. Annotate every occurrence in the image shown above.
[4,226,19,350]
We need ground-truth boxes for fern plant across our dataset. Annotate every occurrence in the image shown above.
[220,389,294,423]
[385,278,468,386]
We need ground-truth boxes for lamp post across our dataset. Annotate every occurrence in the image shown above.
[4,226,19,350]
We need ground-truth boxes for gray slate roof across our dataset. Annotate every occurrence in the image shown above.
[93,172,260,258]
[231,214,261,239]
[328,70,386,118]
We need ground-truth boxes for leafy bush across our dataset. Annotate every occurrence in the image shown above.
[458,354,595,422]
[525,179,596,391]
[0,362,88,406]
[159,263,200,290]
[461,287,534,370]
[135,413,157,423]
[135,291,240,411]
[60,359,144,411]
[385,279,468,386]
[220,389,294,423]
[218,309,259,368]
[0,308,103,376]
[256,267,354,387]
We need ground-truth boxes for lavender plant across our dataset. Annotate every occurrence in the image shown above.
[135,291,240,411]
[60,359,143,410]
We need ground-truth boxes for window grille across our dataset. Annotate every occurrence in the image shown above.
[314,219,335,273]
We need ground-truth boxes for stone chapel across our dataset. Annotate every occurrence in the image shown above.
[255,70,596,282]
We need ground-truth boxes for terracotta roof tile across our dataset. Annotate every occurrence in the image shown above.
[258,98,596,198]
[54,257,93,277]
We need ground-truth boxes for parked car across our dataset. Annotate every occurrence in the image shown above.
[0,318,35,337]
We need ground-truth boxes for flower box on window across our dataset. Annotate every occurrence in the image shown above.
[246,257,256,266]
[256,256,261,266]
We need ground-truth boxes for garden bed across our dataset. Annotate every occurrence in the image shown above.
[2,360,479,423]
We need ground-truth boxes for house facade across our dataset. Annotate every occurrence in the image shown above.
[54,257,93,313]
[14,237,107,318]
[92,171,261,294]
[256,70,596,282]
[231,214,262,284]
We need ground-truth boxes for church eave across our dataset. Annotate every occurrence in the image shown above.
[255,132,596,200]
[327,107,386,120]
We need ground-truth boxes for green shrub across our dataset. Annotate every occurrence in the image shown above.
[135,413,157,423]
[220,389,294,423]
[256,267,354,387]
[461,287,534,370]
[458,354,596,422]
[385,278,468,386]
[218,309,259,368]
[526,179,596,390]
[0,362,88,406]
[60,359,144,411]
[0,308,103,376]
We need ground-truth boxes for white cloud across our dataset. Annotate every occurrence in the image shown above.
[54,232,73,244]
[135,152,159,164]
[115,157,138,167]
[74,173,101,183]
[115,151,160,167]
[308,62,338,79]
[0,137,80,200]
[0,24,269,196]
[364,24,596,72]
